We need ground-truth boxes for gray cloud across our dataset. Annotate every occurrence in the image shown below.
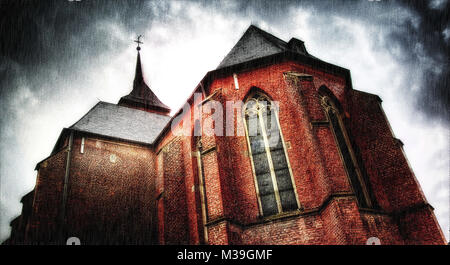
[1,0,448,120]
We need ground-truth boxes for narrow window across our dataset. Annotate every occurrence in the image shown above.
[321,95,373,208]
[244,92,299,216]
[80,137,85,154]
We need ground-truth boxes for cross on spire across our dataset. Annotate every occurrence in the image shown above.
[134,35,143,51]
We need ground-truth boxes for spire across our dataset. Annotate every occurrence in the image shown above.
[118,37,170,115]
[134,51,144,85]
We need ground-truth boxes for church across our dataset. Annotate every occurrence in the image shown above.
[4,25,446,245]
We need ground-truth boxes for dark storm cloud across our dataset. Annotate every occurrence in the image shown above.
[1,0,151,64]
[0,0,163,106]
[0,0,158,133]
[392,0,449,121]
[1,0,448,121]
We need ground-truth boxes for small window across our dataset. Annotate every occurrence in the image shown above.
[244,92,299,216]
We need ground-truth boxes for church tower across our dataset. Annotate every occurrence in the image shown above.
[4,26,446,245]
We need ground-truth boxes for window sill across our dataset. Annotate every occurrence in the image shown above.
[260,208,304,222]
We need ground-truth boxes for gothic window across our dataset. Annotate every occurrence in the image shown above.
[243,92,299,217]
[320,95,373,208]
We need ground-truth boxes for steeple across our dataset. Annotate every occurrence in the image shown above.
[118,38,170,115]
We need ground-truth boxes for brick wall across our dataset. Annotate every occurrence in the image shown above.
[63,134,155,244]
[159,137,190,244]
[27,148,67,244]
[159,59,446,244]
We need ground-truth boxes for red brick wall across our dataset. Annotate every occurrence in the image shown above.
[206,62,349,223]
[398,207,446,244]
[155,59,446,245]
[158,137,190,244]
[359,211,404,245]
[196,62,353,243]
[347,90,446,244]
[27,148,67,244]
[63,134,155,244]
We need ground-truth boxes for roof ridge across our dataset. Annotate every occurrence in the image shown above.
[69,101,102,129]
[249,25,287,49]
[95,101,170,116]
[216,26,255,67]
[216,25,287,69]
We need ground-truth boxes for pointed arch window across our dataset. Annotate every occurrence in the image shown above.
[320,95,374,208]
[243,92,299,217]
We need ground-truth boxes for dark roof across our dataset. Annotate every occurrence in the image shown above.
[20,190,34,203]
[70,101,171,144]
[217,25,310,69]
[118,52,170,113]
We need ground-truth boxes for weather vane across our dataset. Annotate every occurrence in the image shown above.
[134,35,143,51]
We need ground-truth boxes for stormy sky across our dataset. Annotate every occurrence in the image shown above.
[0,0,448,242]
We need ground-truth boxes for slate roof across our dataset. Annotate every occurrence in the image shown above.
[70,101,171,144]
[217,25,311,69]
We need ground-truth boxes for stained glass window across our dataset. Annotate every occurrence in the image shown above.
[244,93,298,216]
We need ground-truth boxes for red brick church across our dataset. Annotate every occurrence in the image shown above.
[5,25,446,245]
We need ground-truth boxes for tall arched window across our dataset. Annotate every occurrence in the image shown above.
[320,94,374,208]
[243,91,299,217]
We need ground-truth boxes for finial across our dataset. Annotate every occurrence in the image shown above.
[134,35,143,51]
